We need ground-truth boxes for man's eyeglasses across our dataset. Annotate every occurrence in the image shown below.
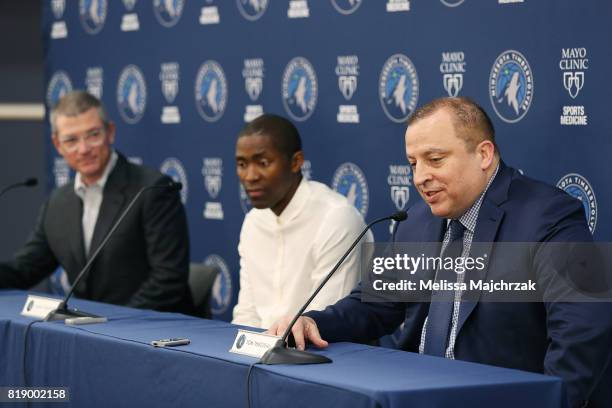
[58,128,106,152]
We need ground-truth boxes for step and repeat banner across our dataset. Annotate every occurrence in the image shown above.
[43,0,610,321]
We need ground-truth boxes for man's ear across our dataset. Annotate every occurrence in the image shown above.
[477,140,496,170]
[290,150,305,174]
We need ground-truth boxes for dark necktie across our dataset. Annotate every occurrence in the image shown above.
[423,219,466,357]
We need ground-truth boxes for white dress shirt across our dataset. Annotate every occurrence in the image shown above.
[74,151,118,256]
[232,179,373,329]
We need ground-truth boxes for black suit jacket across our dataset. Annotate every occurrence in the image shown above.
[0,153,193,313]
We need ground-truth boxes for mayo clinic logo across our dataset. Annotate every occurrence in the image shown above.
[561,48,588,99]
[160,62,181,124]
[117,65,147,124]
[237,0,268,21]
[388,164,412,211]
[53,157,71,187]
[331,0,362,15]
[195,61,228,122]
[202,158,224,220]
[440,51,466,97]
[379,54,419,123]
[123,0,137,11]
[121,0,140,31]
[85,67,103,99]
[489,50,534,123]
[238,184,252,214]
[559,47,588,126]
[206,254,233,315]
[160,62,179,104]
[46,71,73,108]
[52,0,65,19]
[282,57,318,122]
[440,0,465,6]
[336,55,360,123]
[153,0,184,27]
[556,173,597,234]
[79,0,107,35]
[243,58,265,122]
[332,162,369,217]
[160,158,188,204]
[51,0,68,39]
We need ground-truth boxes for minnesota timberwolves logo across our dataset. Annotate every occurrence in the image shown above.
[282,57,318,122]
[153,0,184,27]
[440,0,465,6]
[46,71,73,108]
[237,0,268,21]
[556,173,597,234]
[331,0,362,15]
[332,162,369,217]
[195,61,228,122]
[79,0,107,35]
[117,65,147,124]
[238,184,252,214]
[206,254,233,315]
[236,334,246,349]
[160,158,188,204]
[489,50,534,123]
[379,54,419,123]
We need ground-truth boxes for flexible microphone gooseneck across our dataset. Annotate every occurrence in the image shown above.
[45,181,182,321]
[259,210,408,365]
[0,178,38,199]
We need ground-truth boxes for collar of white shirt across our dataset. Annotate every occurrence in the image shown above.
[74,150,118,196]
[261,177,310,225]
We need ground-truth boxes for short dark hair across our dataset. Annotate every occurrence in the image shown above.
[407,97,498,154]
[238,114,302,158]
[50,90,109,134]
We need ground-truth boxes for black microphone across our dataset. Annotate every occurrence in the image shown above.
[45,180,182,321]
[260,210,408,365]
[0,178,38,198]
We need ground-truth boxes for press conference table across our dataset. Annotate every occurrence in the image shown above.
[0,290,565,408]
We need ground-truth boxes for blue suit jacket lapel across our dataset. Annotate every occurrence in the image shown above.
[455,162,512,336]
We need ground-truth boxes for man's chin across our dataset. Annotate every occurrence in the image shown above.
[428,204,452,219]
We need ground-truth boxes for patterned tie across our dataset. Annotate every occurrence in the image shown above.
[423,219,466,357]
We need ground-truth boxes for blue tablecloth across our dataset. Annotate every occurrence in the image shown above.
[0,290,565,408]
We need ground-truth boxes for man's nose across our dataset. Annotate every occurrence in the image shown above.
[76,138,92,154]
[412,163,431,187]
[243,164,260,182]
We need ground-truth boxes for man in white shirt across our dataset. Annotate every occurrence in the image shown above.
[232,114,371,328]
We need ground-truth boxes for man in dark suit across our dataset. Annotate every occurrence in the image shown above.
[0,91,193,313]
[269,97,612,407]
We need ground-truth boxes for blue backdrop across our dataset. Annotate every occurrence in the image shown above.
[42,0,610,321]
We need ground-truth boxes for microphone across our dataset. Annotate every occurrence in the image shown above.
[0,178,38,198]
[45,180,182,321]
[260,210,408,365]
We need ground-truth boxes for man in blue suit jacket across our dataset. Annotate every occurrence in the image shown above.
[269,97,612,408]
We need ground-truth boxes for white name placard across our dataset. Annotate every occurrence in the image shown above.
[20,295,62,319]
[229,329,281,358]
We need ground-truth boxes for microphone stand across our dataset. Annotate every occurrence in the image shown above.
[45,181,182,321]
[259,211,407,365]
